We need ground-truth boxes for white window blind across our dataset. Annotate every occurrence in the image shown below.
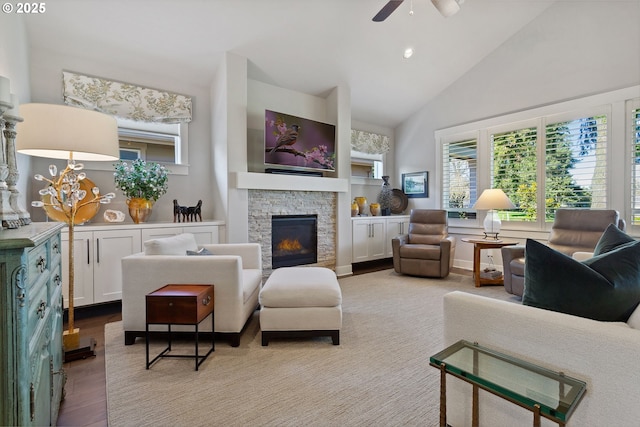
[545,115,608,220]
[442,139,477,218]
[491,127,538,222]
[632,107,640,225]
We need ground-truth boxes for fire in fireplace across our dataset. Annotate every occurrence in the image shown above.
[271,214,318,268]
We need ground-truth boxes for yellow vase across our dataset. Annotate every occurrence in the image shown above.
[351,200,359,217]
[370,203,381,216]
[354,197,368,216]
[126,198,153,224]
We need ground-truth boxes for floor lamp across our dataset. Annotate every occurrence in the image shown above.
[17,103,119,357]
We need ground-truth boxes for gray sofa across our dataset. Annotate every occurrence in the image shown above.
[501,209,625,296]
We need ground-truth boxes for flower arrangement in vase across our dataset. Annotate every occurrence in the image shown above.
[113,159,169,223]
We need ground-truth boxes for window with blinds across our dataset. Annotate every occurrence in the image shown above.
[545,115,608,220]
[632,107,640,225]
[490,127,538,222]
[442,139,477,219]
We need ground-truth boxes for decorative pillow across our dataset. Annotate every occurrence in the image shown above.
[522,238,640,322]
[144,233,198,255]
[186,248,213,256]
[593,223,636,255]
[627,304,640,329]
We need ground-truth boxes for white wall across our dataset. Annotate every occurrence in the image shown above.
[396,1,640,211]
[0,13,31,202]
[395,2,640,270]
[26,47,213,223]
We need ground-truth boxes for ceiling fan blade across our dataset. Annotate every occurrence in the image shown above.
[372,0,404,22]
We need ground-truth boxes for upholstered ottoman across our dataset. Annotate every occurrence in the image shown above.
[259,267,342,346]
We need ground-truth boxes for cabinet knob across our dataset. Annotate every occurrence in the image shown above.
[36,256,46,273]
[202,295,212,306]
[36,300,47,319]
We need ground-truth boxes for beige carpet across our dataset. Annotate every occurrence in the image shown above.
[105,269,518,427]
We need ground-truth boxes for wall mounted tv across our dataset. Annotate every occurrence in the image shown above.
[264,109,336,173]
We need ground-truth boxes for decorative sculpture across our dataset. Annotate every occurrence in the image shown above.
[173,199,202,222]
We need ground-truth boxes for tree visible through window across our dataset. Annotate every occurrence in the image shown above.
[490,116,607,223]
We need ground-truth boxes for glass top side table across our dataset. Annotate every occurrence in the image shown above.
[430,340,586,427]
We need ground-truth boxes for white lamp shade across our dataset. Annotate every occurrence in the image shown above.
[431,0,460,17]
[17,103,119,161]
[473,189,515,237]
[472,189,516,210]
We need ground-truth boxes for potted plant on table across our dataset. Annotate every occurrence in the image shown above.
[114,159,169,223]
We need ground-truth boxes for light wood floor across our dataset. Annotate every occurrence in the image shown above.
[56,263,470,426]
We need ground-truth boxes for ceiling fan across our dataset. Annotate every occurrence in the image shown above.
[372,0,461,21]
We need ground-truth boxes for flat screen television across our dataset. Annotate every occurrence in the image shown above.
[264,109,336,172]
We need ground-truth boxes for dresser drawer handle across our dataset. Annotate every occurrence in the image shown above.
[52,241,60,254]
[202,295,212,306]
[36,300,47,319]
[36,256,46,273]
[54,274,62,287]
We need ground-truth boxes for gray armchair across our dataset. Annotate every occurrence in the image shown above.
[392,209,456,278]
[502,209,626,296]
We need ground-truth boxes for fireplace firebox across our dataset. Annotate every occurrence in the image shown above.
[271,214,318,268]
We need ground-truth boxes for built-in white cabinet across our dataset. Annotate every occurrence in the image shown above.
[352,215,409,263]
[385,216,411,257]
[352,217,386,262]
[62,221,224,307]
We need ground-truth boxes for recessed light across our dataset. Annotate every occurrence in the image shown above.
[403,48,414,59]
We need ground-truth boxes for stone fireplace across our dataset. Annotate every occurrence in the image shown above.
[248,189,336,274]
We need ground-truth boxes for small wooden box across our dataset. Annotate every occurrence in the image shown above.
[146,284,214,325]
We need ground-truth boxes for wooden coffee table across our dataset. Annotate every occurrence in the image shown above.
[461,238,518,287]
[145,284,215,371]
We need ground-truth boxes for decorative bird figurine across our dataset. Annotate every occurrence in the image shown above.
[270,124,299,153]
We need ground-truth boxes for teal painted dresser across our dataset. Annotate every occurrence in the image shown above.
[0,223,65,426]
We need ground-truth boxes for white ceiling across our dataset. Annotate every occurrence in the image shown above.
[24,0,556,128]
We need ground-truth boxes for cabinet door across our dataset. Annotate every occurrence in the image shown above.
[183,225,220,245]
[93,229,141,304]
[385,217,410,257]
[61,230,94,307]
[368,220,386,259]
[141,227,183,242]
[352,220,371,262]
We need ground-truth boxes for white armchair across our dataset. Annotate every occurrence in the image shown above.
[121,234,262,347]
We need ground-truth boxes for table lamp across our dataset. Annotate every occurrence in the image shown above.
[472,189,516,240]
[17,103,119,356]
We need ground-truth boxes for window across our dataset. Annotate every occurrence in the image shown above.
[631,103,640,226]
[491,126,538,222]
[545,115,607,218]
[436,86,638,233]
[442,138,477,219]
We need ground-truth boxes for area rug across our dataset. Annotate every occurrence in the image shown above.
[105,269,518,427]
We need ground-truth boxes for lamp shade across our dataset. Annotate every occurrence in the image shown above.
[431,0,460,17]
[17,103,119,161]
[472,189,516,210]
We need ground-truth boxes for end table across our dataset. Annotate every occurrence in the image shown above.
[145,284,215,371]
[461,238,518,287]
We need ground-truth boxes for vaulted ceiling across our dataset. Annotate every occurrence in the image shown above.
[25,0,556,128]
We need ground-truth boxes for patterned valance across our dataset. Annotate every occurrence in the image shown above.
[351,129,390,155]
[62,71,192,123]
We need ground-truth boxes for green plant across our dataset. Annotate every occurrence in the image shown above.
[113,159,169,201]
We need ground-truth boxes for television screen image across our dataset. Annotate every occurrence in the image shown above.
[264,109,336,172]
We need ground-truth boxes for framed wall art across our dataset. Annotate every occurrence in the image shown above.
[402,171,428,198]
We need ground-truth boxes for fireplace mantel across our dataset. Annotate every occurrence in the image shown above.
[231,172,348,192]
